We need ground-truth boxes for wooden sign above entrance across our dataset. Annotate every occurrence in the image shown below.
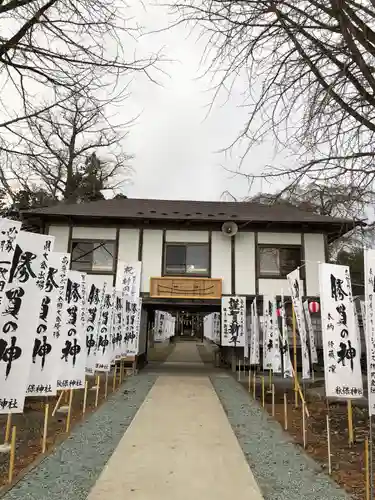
[150,277,222,299]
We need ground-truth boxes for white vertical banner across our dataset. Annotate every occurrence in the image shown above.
[250,298,260,365]
[364,250,375,413]
[280,292,293,377]
[360,300,366,343]
[263,296,281,371]
[262,297,270,369]
[85,276,107,375]
[95,287,115,372]
[0,219,22,306]
[287,269,310,379]
[221,296,246,347]
[319,263,363,399]
[270,297,282,373]
[112,292,123,360]
[154,311,164,342]
[57,271,87,390]
[0,232,54,413]
[244,311,250,359]
[353,300,362,361]
[115,261,141,298]
[127,298,142,356]
[214,313,221,345]
[303,301,318,365]
[27,252,70,396]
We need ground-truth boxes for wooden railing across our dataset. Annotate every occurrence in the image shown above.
[149,277,222,299]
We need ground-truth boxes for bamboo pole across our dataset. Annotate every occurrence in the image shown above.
[284,393,288,430]
[271,384,275,417]
[52,390,65,417]
[292,307,298,408]
[347,400,354,447]
[261,376,265,408]
[65,390,73,433]
[42,403,49,453]
[326,414,332,475]
[248,365,251,392]
[365,438,370,500]
[252,371,256,398]
[4,413,11,444]
[119,360,124,385]
[238,358,241,382]
[95,374,100,408]
[112,365,117,392]
[64,390,69,404]
[82,380,88,416]
[104,372,109,399]
[302,401,306,448]
[8,426,16,484]
[268,369,272,391]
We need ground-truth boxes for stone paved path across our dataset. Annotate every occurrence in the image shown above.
[87,342,263,499]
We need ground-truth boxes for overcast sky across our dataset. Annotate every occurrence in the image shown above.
[120,0,285,202]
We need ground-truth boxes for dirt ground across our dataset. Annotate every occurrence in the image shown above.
[0,345,175,490]
[0,367,131,489]
[243,375,372,500]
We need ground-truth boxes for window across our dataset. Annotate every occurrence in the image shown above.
[258,246,302,277]
[164,243,209,276]
[71,240,115,273]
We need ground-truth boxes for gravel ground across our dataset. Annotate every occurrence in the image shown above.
[1,374,157,500]
[211,375,353,500]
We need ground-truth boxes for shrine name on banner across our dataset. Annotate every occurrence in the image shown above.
[364,249,375,414]
[221,296,246,347]
[319,263,363,399]
[0,232,54,413]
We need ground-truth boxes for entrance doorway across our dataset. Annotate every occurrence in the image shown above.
[176,311,204,340]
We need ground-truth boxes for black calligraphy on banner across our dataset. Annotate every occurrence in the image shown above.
[126,298,142,356]
[0,232,54,413]
[364,250,375,414]
[27,252,70,397]
[221,296,245,347]
[95,288,115,372]
[0,219,21,306]
[57,271,86,390]
[320,263,363,399]
[287,268,310,379]
[85,278,106,375]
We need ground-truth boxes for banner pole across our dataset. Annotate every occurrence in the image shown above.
[42,403,49,453]
[347,400,354,447]
[8,426,16,484]
[52,390,64,417]
[292,306,298,408]
[365,437,370,500]
[261,376,265,408]
[370,414,374,500]
[82,380,88,416]
[284,393,288,430]
[4,413,11,444]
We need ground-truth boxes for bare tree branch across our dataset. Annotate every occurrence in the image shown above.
[170,0,375,194]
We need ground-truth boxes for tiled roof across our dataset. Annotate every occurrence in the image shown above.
[22,197,355,225]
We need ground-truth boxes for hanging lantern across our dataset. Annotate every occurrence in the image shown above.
[309,301,320,314]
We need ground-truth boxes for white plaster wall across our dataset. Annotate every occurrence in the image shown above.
[141,230,163,292]
[257,232,302,245]
[118,228,139,263]
[48,225,69,252]
[258,279,305,297]
[211,231,231,294]
[165,230,209,242]
[304,233,326,296]
[235,232,256,295]
[72,226,116,240]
